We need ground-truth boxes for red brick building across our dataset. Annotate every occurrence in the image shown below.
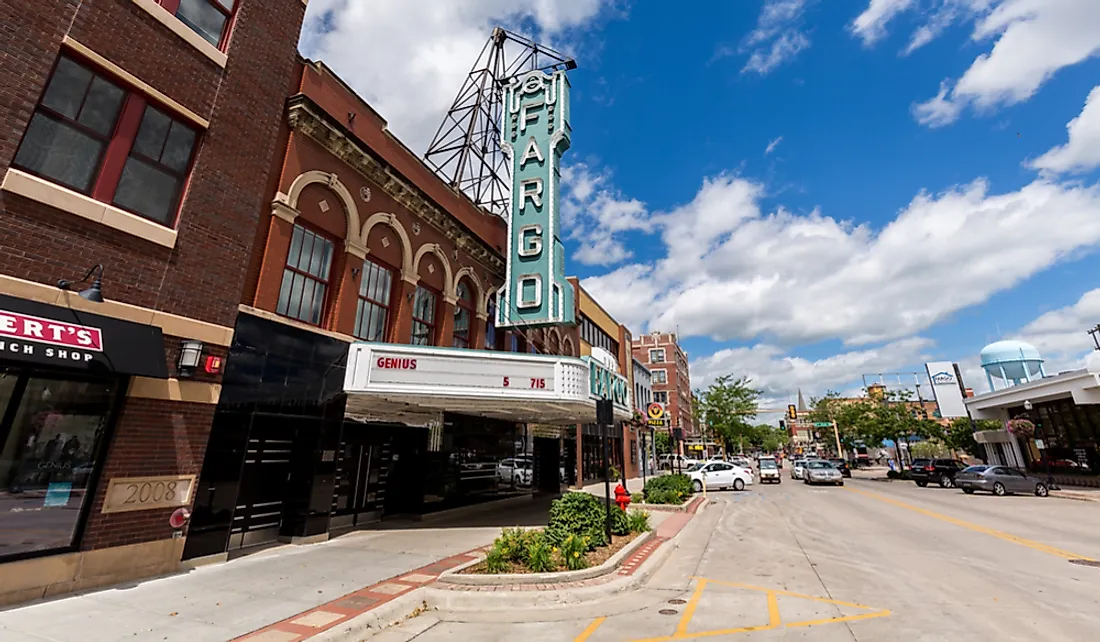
[182,60,584,561]
[0,0,304,604]
[633,332,695,444]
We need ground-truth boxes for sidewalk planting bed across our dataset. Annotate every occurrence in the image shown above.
[460,492,652,575]
[640,474,695,505]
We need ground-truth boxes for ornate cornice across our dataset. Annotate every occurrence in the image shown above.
[286,96,504,275]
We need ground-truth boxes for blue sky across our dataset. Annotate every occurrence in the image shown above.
[303,1,1100,414]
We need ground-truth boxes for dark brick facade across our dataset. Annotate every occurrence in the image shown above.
[633,333,695,437]
[0,0,306,561]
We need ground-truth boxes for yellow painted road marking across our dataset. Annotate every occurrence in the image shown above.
[574,617,606,641]
[631,578,888,641]
[846,486,1095,561]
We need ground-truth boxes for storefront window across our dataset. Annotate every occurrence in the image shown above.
[0,375,117,558]
[420,414,520,511]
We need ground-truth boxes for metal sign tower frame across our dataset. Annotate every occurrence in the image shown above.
[423,27,576,218]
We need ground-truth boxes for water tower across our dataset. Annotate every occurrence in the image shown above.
[980,340,1047,391]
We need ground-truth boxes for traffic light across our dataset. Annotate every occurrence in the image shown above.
[787,404,797,420]
[779,420,786,429]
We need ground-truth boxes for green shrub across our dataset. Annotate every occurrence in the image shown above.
[643,474,693,501]
[484,544,507,573]
[560,534,588,570]
[627,510,651,533]
[631,492,645,504]
[546,492,608,549]
[643,488,683,505]
[526,536,554,573]
[611,505,630,536]
[609,465,621,480]
[497,527,537,563]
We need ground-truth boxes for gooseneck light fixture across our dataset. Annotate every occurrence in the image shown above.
[57,264,105,303]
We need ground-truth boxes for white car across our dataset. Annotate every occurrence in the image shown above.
[757,457,781,484]
[496,458,532,485]
[689,461,753,492]
[790,459,808,480]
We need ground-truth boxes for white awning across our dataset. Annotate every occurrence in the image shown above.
[343,343,632,426]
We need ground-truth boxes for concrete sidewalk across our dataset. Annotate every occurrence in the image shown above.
[0,498,551,642]
[581,474,662,496]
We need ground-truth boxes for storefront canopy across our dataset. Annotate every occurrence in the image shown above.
[343,343,632,426]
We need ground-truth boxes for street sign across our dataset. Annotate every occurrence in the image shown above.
[813,422,832,428]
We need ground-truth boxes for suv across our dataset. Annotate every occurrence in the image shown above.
[909,458,966,488]
[828,458,851,478]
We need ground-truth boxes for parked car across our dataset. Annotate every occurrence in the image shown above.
[791,459,808,480]
[828,458,851,478]
[659,454,699,470]
[758,456,781,484]
[689,461,754,492]
[955,465,1050,497]
[909,458,966,488]
[803,460,844,486]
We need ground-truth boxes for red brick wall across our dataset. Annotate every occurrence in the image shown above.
[633,334,696,436]
[81,398,215,551]
[0,0,306,328]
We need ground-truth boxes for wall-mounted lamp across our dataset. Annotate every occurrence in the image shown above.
[1023,399,1033,411]
[178,340,204,378]
[57,264,105,303]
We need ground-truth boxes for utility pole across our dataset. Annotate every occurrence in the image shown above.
[597,399,614,545]
[832,420,843,459]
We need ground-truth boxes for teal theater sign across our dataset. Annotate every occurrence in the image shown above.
[585,357,630,411]
[496,69,575,328]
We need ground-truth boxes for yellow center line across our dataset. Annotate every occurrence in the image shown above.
[574,617,606,642]
[846,486,1094,561]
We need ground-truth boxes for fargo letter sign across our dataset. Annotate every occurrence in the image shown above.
[586,357,630,410]
[496,69,575,328]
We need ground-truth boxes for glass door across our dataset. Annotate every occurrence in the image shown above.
[331,425,387,530]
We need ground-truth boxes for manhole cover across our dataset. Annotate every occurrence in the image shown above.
[668,599,687,605]
[1069,559,1100,567]
[659,609,679,616]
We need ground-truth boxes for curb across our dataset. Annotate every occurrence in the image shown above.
[438,530,655,586]
[1051,491,1099,503]
[308,589,435,642]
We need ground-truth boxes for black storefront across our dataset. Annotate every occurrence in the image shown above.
[0,294,167,563]
[566,423,623,484]
[1007,398,1100,477]
[183,312,535,561]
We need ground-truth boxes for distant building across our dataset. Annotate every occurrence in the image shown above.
[632,332,697,451]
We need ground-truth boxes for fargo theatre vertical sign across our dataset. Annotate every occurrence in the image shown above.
[497,69,575,327]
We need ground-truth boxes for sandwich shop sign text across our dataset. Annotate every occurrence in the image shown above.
[496,68,575,328]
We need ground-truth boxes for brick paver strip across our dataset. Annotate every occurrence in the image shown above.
[291,611,345,628]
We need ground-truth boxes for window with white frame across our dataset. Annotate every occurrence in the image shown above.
[649,348,665,363]
[353,258,394,341]
[161,0,237,48]
[652,369,668,384]
[654,391,669,404]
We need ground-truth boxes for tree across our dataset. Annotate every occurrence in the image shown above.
[695,376,761,454]
[810,391,872,455]
[944,417,998,460]
[861,389,941,468]
[653,430,671,455]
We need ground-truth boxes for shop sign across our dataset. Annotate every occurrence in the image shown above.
[101,474,195,514]
[647,401,667,427]
[367,348,558,392]
[496,68,575,328]
[586,357,629,408]
[0,295,168,377]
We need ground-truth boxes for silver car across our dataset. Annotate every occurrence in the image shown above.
[790,459,808,480]
[803,460,844,486]
[954,465,1050,497]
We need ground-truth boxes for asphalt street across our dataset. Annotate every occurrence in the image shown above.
[369,475,1100,641]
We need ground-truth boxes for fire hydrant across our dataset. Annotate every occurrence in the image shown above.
[614,483,631,511]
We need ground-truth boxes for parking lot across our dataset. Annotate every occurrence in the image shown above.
[378,472,1100,641]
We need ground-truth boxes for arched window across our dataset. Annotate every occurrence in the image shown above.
[353,258,394,341]
[410,285,438,346]
[276,224,334,326]
[485,294,498,350]
[452,281,474,348]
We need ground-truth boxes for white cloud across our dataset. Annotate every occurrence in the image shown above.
[903,0,1100,126]
[300,0,612,153]
[580,175,1100,348]
[850,0,918,45]
[1027,86,1100,175]
[765,136,784,155]
[560,163,650,266]
[740,0,813,75]
[689,337,935,399]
